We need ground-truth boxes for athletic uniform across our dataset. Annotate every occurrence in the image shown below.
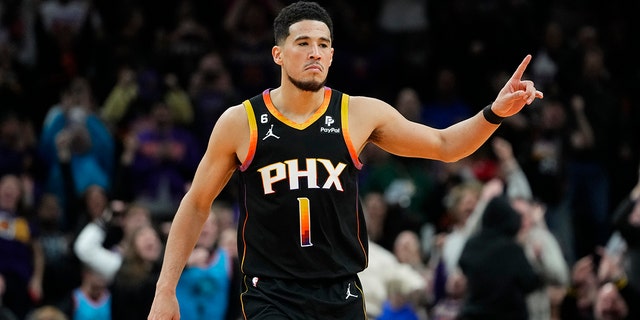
[237,87,369,319]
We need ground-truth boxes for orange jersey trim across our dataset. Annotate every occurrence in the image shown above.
[340,93,368,268]
[340,93,363,170]
[239,100,258,171]
[263,87,332,130]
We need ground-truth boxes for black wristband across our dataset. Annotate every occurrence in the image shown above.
[482,104,505,125]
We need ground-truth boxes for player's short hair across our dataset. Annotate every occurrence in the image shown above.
[273,1,333,45]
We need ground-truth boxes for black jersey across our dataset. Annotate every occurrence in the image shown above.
[237,87,368,280]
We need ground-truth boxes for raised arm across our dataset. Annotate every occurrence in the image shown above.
[148,105,246,320]
[73,221,123,281]
[492,136,533,200]
[354,55,543,162]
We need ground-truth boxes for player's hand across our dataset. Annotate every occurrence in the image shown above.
[492,54,544,117]
[148,291,180,320]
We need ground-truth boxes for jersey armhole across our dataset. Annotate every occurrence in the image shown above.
[239,100,258,171]
[341,93,363,170]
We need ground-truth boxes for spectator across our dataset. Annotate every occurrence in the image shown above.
[593,243,639,320]
[560,255,599,319]
[176,211,231,320]
[377,279,421,320]
[361,191,389,245]
[512,197,570,320]
[593,283,628,320]
[73,203,151,282]
[458,195,543,320]
[25,305,67,320]
[564,45,618,259]
[36,193,81,306]
[438,179,484,277]
[393,230,433,316]
[610,162,640,296]
[101,66,195,133]
[209,200,241,320]
[438,136,534,283]
[492,136,533,200]
[38,77,115,223]
[359,240,427,319]
[430,269,466,320]
[72,185,111,234]
[109,224,163,320]
[521,97,574,264]
[218,225,242,320]
[128,101,201,221]
[359,146,431,248]
[0,174,44,319]
[100,65,142,132]
[395,87,424,124]
[59,266,111,320]
[394,230,429,276]
[360,87,436,224]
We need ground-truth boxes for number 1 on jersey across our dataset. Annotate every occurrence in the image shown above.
[298,197,313,247]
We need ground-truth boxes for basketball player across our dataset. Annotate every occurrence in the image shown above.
[148,2,543,319]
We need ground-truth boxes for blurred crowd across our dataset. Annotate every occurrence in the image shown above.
[1,0,639,319]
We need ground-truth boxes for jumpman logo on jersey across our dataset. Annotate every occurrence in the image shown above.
[263,124,280,140]
[345,283,358,300]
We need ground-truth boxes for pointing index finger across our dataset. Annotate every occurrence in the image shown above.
[511,54,532,81]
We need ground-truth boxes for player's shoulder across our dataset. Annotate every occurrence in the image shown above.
[207,103,250,152]
[348,95,392,109]
[347,95,395,118]
[347,95,384,105]
[217,103,249,126]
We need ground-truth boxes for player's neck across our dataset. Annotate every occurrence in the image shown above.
[269,84,326,122]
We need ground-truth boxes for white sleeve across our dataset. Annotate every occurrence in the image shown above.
[462,197,489,237]
[392,263,427,294]
[505,164,533,200]
[527,228,570,286]
[73,222,123,281]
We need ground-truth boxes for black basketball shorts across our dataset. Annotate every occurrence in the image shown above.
[240,274,368,319]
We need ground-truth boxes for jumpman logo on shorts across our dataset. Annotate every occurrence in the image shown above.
[345,283,358,300]
[263,124,280,140]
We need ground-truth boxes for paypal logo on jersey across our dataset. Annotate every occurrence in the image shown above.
[321,116,340,134]
[320,127,340,133]
[325,116,335,126]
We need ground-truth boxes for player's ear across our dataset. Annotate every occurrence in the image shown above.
[329,47,334,66]
[273,46,283,65]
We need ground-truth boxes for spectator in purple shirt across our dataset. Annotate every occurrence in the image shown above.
[129,100,201,221]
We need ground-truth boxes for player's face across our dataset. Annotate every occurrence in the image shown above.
[273,20,334,92]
